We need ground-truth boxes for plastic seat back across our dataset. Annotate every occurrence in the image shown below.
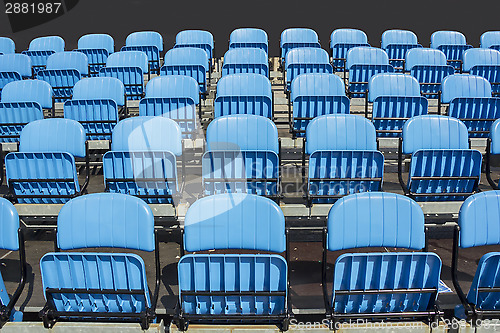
[1,79,53,109]
[280,28,320,59]
[368,73,422,101]
[229,28,268,53]
[330,29,370,69]
[100,51,147,100]
[285,48,333,88]
[76,34,114,76]
[123,31,163,71]
[490,119,500,154]
[481,31,500,50]
[381,30,421,71]
[346,47,393,96]
[174,30,214,58]
[463,48,500,72]
[431,31,471,71]
[222,48,269,77]
[161,48,208,93]
[441,74,492,103]
[23,36,64,74]
[0,54,32,78]
[144,75,199,103]
[0,37,15,54]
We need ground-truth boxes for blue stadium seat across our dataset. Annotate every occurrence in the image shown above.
[0,37,15,55]
[368,73,428,137]
[280,28,321,63]
[323,192,441,324]
[290,73,349,137]
[37,51,89,103]
[452,191,500,323]
[222,48,269,77]
[463,48,500,96]
[399,115,482,201]
[174,30,214,61]
[176,193,289,330]
[431,31,472,72]
[64,77,124,140]
[214,73,272,118]
[229,28,268,54]
[161,48,209,95]
[486,119,500,189]
[0,54,32,98]
[441,74,499,137]
[122,31,163,74]
[330,28,370,72]
[99,51,148,100]
[346,46,394,98]
[140,75,200,138]
[5,118,88,204]
[203,115,280,199]
[405,48,455,98]
[305,114,384,204]
[481,31,500,51]
[75,33,114,76]
[0,197,26,326]
[39,193,159,329]
[381,29,422,72]
[284,47,333,91]
[22,36,65,74]
[102,116,182,204]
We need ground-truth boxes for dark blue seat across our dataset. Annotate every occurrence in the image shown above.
[0,54,32,98]
[406,48,455,98]
[290,73,349,137]
[161,48,208,95]
[39,193,159,329]
[0,198,26,326]
[442,74,499,137]
[176,193,289,330]
[214,73,273,118]
[399,115,482,201]
[22,36,64,75]
[5,118,88,204]
[284,48,333,92]
[280,28,320,65]
[346,46,394,98]
[330,28,370,72]
[37,51,89,103]
[431,31,472,72]
[481,31,500,51]
[463,48,500,96]
[229,28,268,54]
[486,118,500,189]
[102,116,182,204]
[122,31,163,74]
[323,192,441,324]
[99,51,148,100]
[222,48,269,77]
[368,73,428,137]
[0,37,15,55]
[75,34,114,76]
[63,77,124,140]
[203,115,280,199]
[305,114,384,204]
[381,29,422,72]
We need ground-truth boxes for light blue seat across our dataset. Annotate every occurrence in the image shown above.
[330,28,370,71]
[481,31,500,51]
[323,192,441,322]
[285,48,333,91]
[122,31,163,73]
[99,51,148,100]
[0,54,32,98]
[452,191,500,322]
[399,115,482,201]
[214,74,272,118]
[305,114,384,204]
[203,115,280,198]
[140,75,199,138]
[64,77,124,140]
[406,48,455,98]
[280,28,321,63]
[0,37,15,55]
[176,193,289,329]
[0,198,25,325]
[37,51,89,102]
[174,30,214,60]
[346,46,394,98]
[486,119,500,189]
[75,33,114,76]
[431,31,472,72]
[368,73,428,137]
[161,48,208,95]
[39,193,159,329]
[229,28,268,54]
[442,74,499,137]
[463,48,500,95]
[381,29,422,72]
[103,116,182,204]
[22,36,65,74]
[5,118,87,204]
[290,73,349,137]
[222,48,269,77]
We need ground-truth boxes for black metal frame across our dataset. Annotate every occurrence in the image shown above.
[486,138,499,190]
[40,229,161,329]
[174,228,292,331]
[321,227,442,330]
[0,228,27,327]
